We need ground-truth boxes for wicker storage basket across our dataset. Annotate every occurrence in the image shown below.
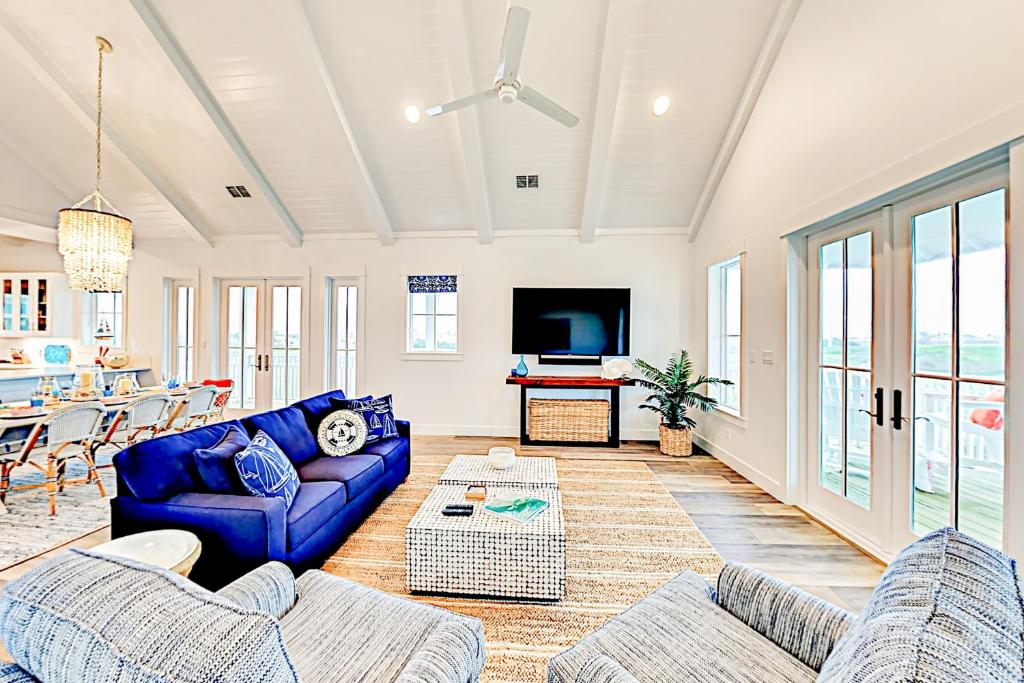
[529,398,610,442]
[659,423,693,456]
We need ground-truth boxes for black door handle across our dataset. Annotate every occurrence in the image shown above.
[891,389,907,430]
[858,387,885,427]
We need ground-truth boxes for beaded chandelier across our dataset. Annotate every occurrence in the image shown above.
[58,36,132,293]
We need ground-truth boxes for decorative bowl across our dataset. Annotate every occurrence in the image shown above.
[487,446,516,470]
[103,354,130,369]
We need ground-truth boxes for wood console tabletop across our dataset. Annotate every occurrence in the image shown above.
[504,375,635,387]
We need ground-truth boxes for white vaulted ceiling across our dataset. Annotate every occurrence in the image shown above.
[0,0,786,246]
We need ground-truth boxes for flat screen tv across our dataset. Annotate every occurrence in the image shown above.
[512,288,630,361]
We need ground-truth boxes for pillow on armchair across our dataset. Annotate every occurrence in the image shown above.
[329,395,398,444]
[235,430,300,508]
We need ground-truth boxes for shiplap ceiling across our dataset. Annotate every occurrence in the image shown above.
[0,0,785,246]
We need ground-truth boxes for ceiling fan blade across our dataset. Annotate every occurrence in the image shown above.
[425,89,496,117]
[494,6,529,83]
[517,85,579,127]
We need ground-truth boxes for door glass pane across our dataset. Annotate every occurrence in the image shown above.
[226,286,258,410]
[270,285,301,409]
[958,189,1005,381]
[846,370,872,508]
[819,368,843,495]
[912,377,952,535]
[333,285,357,395]
[912,206,953,375]
[846,232,872,369]
[819,241,844,365]
[957,381,1004,547]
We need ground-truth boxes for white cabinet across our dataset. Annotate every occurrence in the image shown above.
[0,272,72,338]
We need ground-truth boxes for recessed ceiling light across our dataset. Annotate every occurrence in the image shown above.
[652,95,671,116]
[404,105,421,124]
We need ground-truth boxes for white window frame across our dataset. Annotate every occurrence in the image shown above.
[401,273,464,360]
[170,281,196,382]
[82,288,126,349]
[708,255,744,417]
[324,276,363,396]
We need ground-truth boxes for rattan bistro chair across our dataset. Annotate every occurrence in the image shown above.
[161,385,218,434]
[93,393,173,457]
[0,402,106,516]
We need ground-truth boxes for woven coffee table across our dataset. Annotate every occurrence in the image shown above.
[438,454,558,489]
[406,484,566,601]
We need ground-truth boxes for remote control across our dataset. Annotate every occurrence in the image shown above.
[441,507,473,517]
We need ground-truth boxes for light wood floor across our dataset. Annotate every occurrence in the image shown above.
[0,435,884,623]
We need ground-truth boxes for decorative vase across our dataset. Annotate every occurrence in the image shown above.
[487,446,517,470]
[515,355,529,377]
[659,423,693,457]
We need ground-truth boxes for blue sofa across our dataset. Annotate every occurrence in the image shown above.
[110,390,410,589]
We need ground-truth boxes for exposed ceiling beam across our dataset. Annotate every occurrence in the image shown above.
[686,0,803,244]
[0,9,217,247]
[129,0,304,247]
[0,215,57,244]
[290,0,395,246]
[436,0,494,245]
[579,0,631,244]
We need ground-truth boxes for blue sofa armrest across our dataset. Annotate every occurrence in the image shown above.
[396,419,411,440]
[110,493,288,587]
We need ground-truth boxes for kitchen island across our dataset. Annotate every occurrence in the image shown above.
[0,366,154,403]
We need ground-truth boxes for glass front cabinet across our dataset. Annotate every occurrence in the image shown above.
[0,273,72,337]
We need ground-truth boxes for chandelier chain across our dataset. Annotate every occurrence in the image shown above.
[94,41,104,209]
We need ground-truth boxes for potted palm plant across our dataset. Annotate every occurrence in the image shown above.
[633,350,732,456]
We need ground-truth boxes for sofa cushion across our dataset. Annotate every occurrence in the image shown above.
[281,570,485,683]
[819,527,1024,682]
[295,389,349,433]
[298,454,384,500]
[360,436,409,471]
[547,571,816,683]
[287,481,347,550]
[243,406,319,466]
[236,430,301,509]
[194,423,250,494]
[0,549,299,683]
[330,395,398,444]
[114,420,242,501]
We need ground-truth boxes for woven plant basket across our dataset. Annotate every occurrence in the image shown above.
[659,423,693,457]
[529,398,609,442]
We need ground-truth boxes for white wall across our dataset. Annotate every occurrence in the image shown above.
[0,233,691,439]
[689,0,1024,501]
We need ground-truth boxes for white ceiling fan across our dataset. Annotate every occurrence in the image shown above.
[426,6,580,128]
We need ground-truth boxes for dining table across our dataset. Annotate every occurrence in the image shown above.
[0,385,198,515]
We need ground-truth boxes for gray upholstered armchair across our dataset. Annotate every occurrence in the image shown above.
[548,527,1024,683]
[0,549,485,683]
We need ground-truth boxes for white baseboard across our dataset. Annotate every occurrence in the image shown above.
[410,424,659,442]
[692,432,786,501]
[796,504,893,563]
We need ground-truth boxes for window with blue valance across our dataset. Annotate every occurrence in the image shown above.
[407,275,457,294]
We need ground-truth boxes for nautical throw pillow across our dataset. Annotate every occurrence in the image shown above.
[329,394,399,444]
[234,430,300,508]
[317,409,368,456]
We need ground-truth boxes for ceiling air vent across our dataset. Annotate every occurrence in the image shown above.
[515,174,539,189]
[225,185,251,198]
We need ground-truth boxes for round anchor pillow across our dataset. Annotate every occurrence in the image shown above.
[317,409,369,456]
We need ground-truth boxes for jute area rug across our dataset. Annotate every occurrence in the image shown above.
[322,453,724,683]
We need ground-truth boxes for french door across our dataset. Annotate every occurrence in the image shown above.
[807,217,894,552]
[221,279,304,415]
[805,166,1008,557]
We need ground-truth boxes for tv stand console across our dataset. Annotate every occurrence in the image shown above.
[505,375,635,448]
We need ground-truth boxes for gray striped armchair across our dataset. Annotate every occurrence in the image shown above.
[0,549,485,683]
[548,527,1023,682]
